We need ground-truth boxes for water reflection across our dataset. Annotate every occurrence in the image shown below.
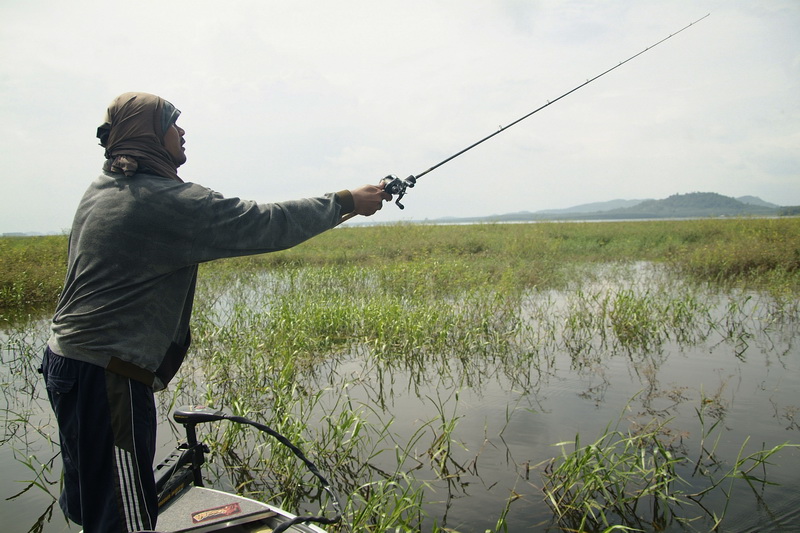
[1,263,798,532]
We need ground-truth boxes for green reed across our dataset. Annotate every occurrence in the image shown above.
[157,254,795,532]
[2,217,799,315]
[187,217,800,300]
[543,418,684,532]
[541,396,797,532]
[0,235,67,316]
[2,217,799,531]
[3,247,795,531]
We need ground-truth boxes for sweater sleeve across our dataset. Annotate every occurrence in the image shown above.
[335,190,355,214]
[174,184,344,264]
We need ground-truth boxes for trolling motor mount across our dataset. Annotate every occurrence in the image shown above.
[381,174,416,209]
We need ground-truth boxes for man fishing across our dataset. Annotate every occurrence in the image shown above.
[40,92,390,532]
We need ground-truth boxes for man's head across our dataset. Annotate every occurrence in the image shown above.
[97,92,185,181]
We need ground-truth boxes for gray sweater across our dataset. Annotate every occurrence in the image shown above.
[48,171,345,390]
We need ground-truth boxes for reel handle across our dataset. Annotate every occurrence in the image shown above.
[380,174,416,209]
[337,174,416,225]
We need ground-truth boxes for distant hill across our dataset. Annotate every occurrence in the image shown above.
[536,198,648,214]
[410,192,787,225]
[597,192,778,219]
[736,196,779,208]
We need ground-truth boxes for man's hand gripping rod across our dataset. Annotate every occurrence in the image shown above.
[341,14,709,224]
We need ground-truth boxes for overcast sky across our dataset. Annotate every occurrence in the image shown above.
[1,0,797,233]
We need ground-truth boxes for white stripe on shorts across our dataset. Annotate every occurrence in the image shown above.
[115,446,144,532]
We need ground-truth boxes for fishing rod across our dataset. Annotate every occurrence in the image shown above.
[342,13,709,221]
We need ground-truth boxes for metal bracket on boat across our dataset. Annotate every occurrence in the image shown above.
[168,405,343,533]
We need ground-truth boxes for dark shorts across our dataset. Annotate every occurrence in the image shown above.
[41,347,158,533]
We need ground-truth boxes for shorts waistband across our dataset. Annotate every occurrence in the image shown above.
[106,356,155,388]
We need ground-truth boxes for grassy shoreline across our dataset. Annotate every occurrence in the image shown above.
[3,217,798,318]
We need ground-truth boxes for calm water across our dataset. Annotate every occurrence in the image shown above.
[2,264,798,532]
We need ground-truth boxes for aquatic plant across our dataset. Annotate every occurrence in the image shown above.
[2,218,799,532]
[541,397,797,532]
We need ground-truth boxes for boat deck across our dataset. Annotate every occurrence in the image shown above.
[157,486,279,532]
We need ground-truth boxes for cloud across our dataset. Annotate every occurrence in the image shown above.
[1,0,798,233]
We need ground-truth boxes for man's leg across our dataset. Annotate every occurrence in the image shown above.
[41,347,83,524]
[42,347,158,532]
[103,369,158,532]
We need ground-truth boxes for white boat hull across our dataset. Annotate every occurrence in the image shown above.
[80,486,327,533]
[155,487,327,533]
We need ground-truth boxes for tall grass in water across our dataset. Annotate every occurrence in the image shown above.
[177,263,525,530]
[541,397,797,532]
[170,253,796,531]
[2,217,799,531]
[2,218,799,316]
[0,316,62,525]
[0,235,66,317]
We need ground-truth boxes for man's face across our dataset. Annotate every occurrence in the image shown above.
[163,123,187,166]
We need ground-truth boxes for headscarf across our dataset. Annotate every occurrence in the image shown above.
[96,92,183,182]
